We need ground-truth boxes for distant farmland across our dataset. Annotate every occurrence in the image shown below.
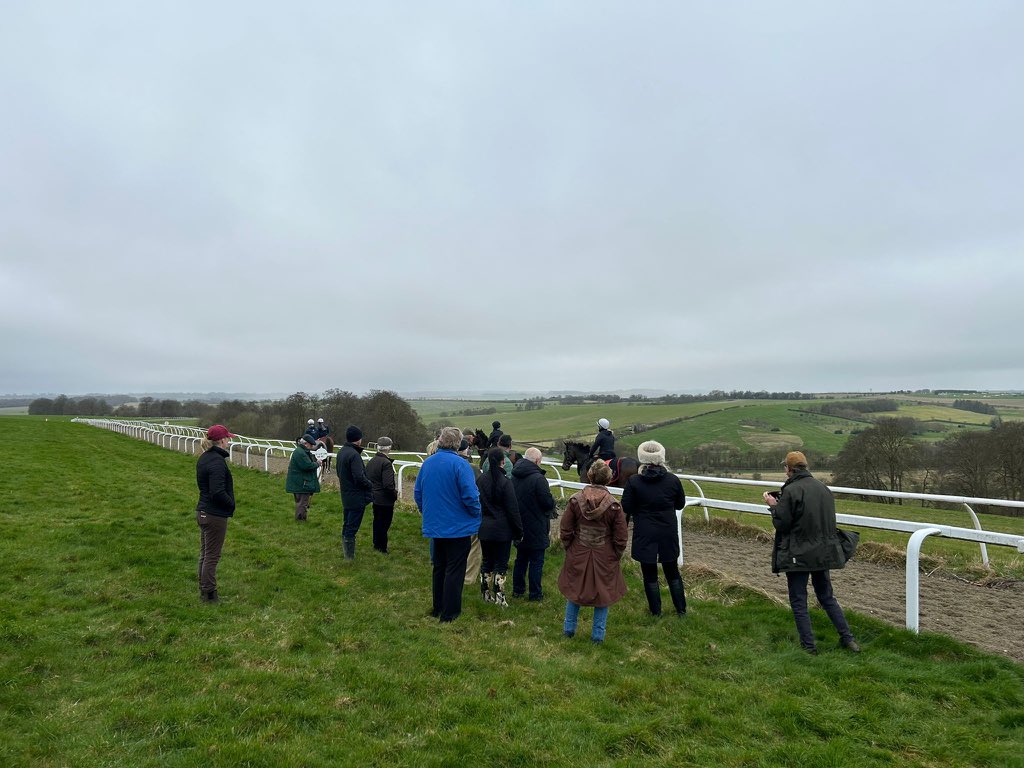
[410,397,1017,457]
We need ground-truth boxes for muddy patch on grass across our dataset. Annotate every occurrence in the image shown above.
[682,529,1024,661]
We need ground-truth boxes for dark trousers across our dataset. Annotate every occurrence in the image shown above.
[372,504,395,552]
[480,539,512,574]
[342,503,368,540]
[640,560,681,585]
[432,537,472,621]
[196,510,229,595]
[786,570,854,649]
[293,493,312,520]
[512,546,546,599]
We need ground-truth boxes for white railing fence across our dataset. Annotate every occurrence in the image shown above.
[74,418,1024,633]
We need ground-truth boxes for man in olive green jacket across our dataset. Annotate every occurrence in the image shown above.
[286,435,322,521]
[764,451,860,655]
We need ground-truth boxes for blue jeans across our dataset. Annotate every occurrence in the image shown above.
[786,570,854,649]
[512,546,545,599]
[564,601,609,642]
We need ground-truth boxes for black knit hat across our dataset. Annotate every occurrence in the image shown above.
[492,420,501,429]
[346,425,363,442]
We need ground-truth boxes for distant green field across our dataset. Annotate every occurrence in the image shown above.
[413,398,1018,459]
[0,406,29,415]
[412,400,751,445]
[618,403,856,455]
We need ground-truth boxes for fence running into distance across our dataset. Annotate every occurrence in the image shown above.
[74,418,1024,634]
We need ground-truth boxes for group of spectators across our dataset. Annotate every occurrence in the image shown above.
[193,418,860,653]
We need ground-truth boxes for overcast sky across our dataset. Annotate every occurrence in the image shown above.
[2,2,1022,397]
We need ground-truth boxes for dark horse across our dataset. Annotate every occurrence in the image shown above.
[562,441,638,489]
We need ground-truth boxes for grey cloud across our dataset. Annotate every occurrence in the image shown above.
[2,2,1023,395]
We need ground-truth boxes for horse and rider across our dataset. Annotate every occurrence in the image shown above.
[563,418,638,488]
[304,418,335,471]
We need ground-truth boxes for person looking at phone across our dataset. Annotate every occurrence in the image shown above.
[763,451,860,655]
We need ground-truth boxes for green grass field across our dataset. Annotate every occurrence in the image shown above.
[2,416,1023,766]
[412,398,1015,458]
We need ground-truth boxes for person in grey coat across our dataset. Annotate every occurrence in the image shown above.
[764,451,860,655]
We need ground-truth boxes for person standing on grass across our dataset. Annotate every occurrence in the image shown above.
[477,447,523,606]
[195,424,236,603]
[286,434,322,521]
[764,451,860,655]
[511,447,556,601]
[366,436,398,554]
[414,426,481,623]
[621,441,687,617]
[558,460,627,644]
[337,425,373,561]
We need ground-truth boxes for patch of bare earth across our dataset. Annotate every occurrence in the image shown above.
[681,528,1024,662]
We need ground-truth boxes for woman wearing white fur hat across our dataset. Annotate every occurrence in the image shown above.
[621,441,687,617]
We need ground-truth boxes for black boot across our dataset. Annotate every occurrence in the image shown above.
[667,578,687,616]
[202,590,219,603]
[643,581,662,616]
[342,538,356,561]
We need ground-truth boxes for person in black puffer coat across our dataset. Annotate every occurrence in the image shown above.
[510,447,556,600]
[477,447,523,607]
[195,424,236,603]
[621,440,687,617]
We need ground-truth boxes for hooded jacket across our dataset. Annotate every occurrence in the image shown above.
[477,470,523,542]
[285,442,321,494]
[510,458,556,549]
[771,470,848,573]
[337,442,373,508]
[621,464,685,563]
[557,485,628,607]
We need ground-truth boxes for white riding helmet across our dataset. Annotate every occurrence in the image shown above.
[317,418,324,423]
[598,418,610,430]
[307,419,315,425]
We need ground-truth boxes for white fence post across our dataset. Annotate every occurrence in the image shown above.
[906,527,942,633]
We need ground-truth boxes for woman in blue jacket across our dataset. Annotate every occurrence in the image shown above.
[414,426,482,622]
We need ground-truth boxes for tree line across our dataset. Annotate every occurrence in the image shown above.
[832,418,1024,515]
[33,390,432,451]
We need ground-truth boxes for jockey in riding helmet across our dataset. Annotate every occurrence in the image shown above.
[590,418,616,462]
[316,418,330,439]
[303,418,319,443]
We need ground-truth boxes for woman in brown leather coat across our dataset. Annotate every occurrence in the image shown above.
[557,460,627,643]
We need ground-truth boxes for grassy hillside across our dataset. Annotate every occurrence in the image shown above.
[413,398,1012,458]
[618,403,857,455]
[1,416,1023,766]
